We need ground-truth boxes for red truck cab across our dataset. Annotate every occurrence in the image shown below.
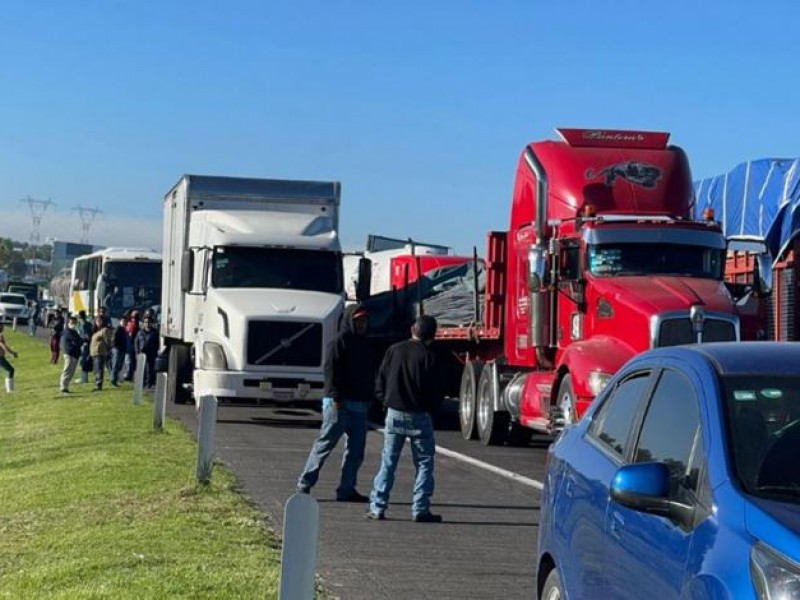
[451,128,741,445]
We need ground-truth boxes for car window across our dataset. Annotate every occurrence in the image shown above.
[590,372,651,458]
[634,369,703,496]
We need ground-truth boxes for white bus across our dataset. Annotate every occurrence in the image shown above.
[69,247,162,319]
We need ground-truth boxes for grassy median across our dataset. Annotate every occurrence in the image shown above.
[0,329,280,598]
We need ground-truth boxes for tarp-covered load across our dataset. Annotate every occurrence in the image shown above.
[694,158,800,261]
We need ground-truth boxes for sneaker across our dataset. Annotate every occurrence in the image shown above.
[412,512,442,523]
[365,511,385,521]
[336,490,370,503]
[60,389,71,394]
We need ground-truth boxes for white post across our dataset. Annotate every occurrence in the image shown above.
[279,493,320,600]
[132,353,146,405]
[153,372,167,431]
[12,317,17,331]
[196,394,217,484]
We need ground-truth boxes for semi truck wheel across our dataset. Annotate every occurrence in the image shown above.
[476,367,510,446]
[167,344,191,405]
[553,375,577,432]
[458,360,482,440]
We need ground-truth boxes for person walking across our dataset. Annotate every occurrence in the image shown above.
[77,310,93,384]
[124,310,139,381]
[296,304,378,501]
[90,316,112,391]
[366,315,445,523]
[59,315,82,394]
[110,316,128,387]
[0,322,19,393]
[28,300,39,337]
[134,315,159,389]
[49,310,65,364]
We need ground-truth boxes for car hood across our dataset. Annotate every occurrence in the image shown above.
[745,497,800,562]
[590,276,735,314]
[207,288,343,321]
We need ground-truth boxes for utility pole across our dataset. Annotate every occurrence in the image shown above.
[20,196,55,245]
[73,206,103,244]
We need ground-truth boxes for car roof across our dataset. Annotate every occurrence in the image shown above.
[0,293,26,301]
[641,342,800,377]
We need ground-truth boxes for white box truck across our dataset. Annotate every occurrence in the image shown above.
[161,175,344,404]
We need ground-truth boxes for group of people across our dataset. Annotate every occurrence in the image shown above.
[49,307,159,394]
[297,304,446,523]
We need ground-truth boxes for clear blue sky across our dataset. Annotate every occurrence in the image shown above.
[2,0,799,253]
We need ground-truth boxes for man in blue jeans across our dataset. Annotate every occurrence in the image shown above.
[367,315,445,523]
[297,304,377,502]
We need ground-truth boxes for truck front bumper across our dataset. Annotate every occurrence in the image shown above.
[193,369,325,403]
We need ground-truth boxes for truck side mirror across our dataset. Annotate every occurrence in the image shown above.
[575,278,587,312]
[181,250,194,293]
[528,247,546,292]
[754,254,773,296]
[356,257,372,301]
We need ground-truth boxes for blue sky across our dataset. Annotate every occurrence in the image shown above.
[1,0,799,253]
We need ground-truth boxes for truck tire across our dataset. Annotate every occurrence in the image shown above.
[541,567,564,600]
[458,360,482,440]
[167,344,191,405]
[476,367,510,446]
[552,374,577,432]
[507,422,533,447]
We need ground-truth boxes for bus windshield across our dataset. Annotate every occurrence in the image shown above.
[588,243,725,280]
[101,261,162,316]
[211,247,343,294]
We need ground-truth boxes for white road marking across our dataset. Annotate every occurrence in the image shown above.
[370,424,545,491]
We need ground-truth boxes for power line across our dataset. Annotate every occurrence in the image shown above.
[73,206,103,244]
[19,196,56,244]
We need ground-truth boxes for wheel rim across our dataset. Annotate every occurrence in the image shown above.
[460,372,474,430]
[477,379,490,432]
[544,585,561,600]
[558,389,576,427]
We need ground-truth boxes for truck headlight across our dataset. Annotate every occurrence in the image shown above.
[202,342,228,370]
[751,542,800,599]
[588,372,612,396]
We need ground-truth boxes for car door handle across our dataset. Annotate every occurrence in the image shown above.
[609,511,625,540]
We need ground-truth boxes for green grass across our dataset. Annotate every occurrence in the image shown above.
[0,329,280,599]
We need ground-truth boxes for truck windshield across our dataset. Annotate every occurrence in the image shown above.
[211,247,343,294]
[588,243,724,279]
[102,261,162,316]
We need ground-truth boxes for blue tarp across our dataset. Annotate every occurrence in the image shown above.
[694,159,800,262]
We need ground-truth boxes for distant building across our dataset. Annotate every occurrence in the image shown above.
[51,241,104,272]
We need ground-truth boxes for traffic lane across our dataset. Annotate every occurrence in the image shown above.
[167,402,542,600]
[433,399,553,485]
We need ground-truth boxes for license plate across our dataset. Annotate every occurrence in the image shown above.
[259,381,272,391]
[272,390,293,400]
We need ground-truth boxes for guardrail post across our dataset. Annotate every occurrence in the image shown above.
[279,493,320,600]
[196,394,218,484]
[132,353,146,405]
[153,372,167,430]
[12,317,17,331]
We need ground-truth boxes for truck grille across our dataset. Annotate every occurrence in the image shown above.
[657,318,737,347]
[247,321,322,367]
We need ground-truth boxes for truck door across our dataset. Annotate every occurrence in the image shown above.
[557,240,584,348]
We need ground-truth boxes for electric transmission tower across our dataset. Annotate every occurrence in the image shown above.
[73,206,103,244]
[20,196,56,244]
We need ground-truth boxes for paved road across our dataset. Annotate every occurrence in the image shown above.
[167,399,550,600]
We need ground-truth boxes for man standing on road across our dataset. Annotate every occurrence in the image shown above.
[60,315,82,394]
[296,304,377,502]
[366,315,445,523]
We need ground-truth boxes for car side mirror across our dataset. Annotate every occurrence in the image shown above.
[356,257,372,301]
[528,247,546,293]
[181,250,194,293]
[754,254,773,296]
[610,462,695,528]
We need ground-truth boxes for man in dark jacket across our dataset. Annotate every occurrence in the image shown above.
[110,316,128,387]
[59,315,83,393]
[297,304,377,501]
[134,315,159,389]
[366,315,445,523]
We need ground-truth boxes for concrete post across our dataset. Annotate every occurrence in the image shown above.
[196,394,217,484]
[153,372,167,431]
[279,493,320,600]
[12,317,17,331]
[132,353,146,405]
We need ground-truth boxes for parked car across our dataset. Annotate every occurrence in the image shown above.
[0,293,29,324]
[537,342,800,599]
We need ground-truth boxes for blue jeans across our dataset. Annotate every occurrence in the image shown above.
[370,409,436,517]
[110,348,124,385]
[298,398,369,498]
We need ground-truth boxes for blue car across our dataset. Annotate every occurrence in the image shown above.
[537,342,800,599]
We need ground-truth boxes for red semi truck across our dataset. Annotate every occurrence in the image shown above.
[425,128,746,446]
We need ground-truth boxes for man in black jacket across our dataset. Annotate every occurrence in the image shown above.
[297,304,377,502]
[59,315,83,393]
[367,315,445,523]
